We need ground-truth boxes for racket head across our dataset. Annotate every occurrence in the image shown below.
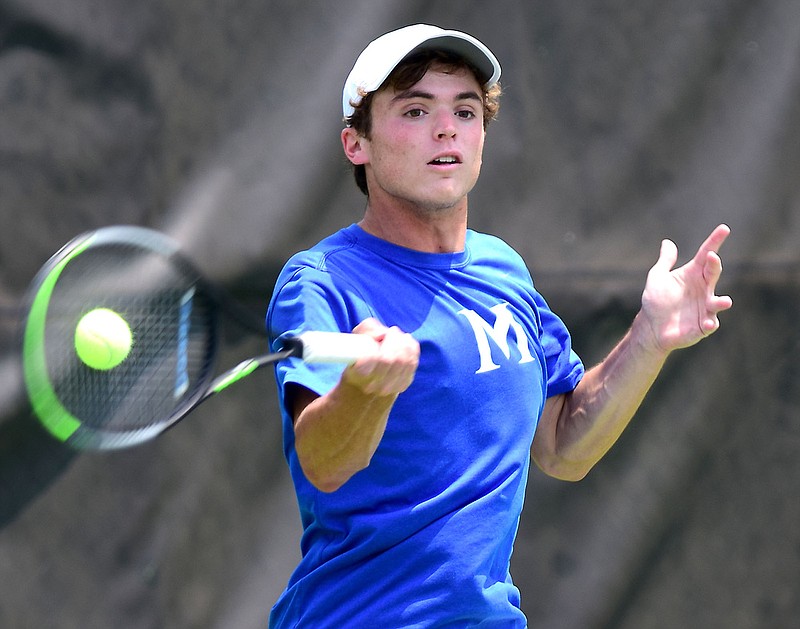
[21,225,220,450]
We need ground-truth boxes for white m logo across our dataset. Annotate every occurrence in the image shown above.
[458,303,535,374]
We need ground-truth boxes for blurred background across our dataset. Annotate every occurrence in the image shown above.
[1,1,798,627]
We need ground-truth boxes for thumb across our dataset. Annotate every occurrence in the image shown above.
[653,238,678,273]
[352,317,388,339]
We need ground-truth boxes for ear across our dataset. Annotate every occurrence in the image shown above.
[341,127,369,165]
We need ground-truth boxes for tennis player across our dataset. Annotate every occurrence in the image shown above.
[266,24,731,627]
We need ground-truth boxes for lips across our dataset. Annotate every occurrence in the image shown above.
[428,154,461,165]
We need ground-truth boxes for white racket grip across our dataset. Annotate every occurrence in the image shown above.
[296,331,379,364]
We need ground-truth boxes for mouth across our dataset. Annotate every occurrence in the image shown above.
[428,154,461,166]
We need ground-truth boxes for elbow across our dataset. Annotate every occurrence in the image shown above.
[533,450,595,482]
[298,454,369,494]
[299,461,349,493]
[308,474,348,494]
[301,465,349,493]
[534,398,600,482]
[548,464,592,483]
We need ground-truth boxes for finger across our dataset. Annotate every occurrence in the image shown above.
[703,252,733,312]
[352,317,388,339]
[694,223,731,262]
[652,238,678,273]
[700,314,721,336]
[351,328,419,395]
[370,329,419,394]
[708,294,733,314]
[357,357,416,396]
[706,280,733,313]
[703,250,723,287]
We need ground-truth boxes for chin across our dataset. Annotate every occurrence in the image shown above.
[417,186,470,210]
[414,199,465,216]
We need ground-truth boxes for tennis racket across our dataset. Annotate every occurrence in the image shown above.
[20,225,375,451]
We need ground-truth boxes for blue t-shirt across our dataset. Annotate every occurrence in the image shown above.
[267,224,583,628]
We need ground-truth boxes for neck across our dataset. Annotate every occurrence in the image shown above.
[359,197,468,254]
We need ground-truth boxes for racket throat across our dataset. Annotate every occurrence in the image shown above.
[205,346,300,400]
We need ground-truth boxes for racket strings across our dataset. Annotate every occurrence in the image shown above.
[42,243,217,437]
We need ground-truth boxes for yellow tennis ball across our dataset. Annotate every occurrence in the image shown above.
[74,308,133,370]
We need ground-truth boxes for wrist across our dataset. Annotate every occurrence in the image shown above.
[630,311,672,361]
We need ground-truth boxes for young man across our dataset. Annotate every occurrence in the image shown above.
[266,24,731,627]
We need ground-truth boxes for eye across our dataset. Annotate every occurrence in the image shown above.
[455,109,477,120]
[404,108,426,118]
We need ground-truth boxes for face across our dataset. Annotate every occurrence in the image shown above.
[344,64,486,215]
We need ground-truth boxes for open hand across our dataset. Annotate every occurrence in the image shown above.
[639,224,733,353]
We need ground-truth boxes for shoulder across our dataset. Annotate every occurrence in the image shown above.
[269,225,376,319]
[287,225,358,265]
[467,229,523,257]
[466,230,531,277]
[275,225,370,287]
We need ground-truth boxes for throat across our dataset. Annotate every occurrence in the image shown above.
[359,204,467,253]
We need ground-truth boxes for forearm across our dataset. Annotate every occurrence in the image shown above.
[293,377,398,493]
[533,312,670,480]
[290,319,419,492]
[534,225,732,480]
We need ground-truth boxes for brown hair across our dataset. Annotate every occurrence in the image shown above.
[345,49,502,196]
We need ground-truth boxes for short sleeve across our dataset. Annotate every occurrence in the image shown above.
[266,261,373,406]
[531,291,584,398]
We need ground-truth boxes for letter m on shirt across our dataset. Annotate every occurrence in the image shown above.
[458,303,535,374]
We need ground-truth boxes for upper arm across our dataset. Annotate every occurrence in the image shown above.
[533,394,565,456]
[532,393,570,478]
[287,383,320,425]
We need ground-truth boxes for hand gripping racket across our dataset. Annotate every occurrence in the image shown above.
[21,225,374,450]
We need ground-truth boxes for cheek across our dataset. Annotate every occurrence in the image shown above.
[372,129,422,169]
[382,125,420,153]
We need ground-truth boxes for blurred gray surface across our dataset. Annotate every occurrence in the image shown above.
[1,1,798,627]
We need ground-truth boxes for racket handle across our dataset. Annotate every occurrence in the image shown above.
[295,331,380,364]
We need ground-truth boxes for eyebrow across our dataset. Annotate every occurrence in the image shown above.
[392,89,483,104]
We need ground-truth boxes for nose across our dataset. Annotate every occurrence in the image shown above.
[435,113,457,139]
